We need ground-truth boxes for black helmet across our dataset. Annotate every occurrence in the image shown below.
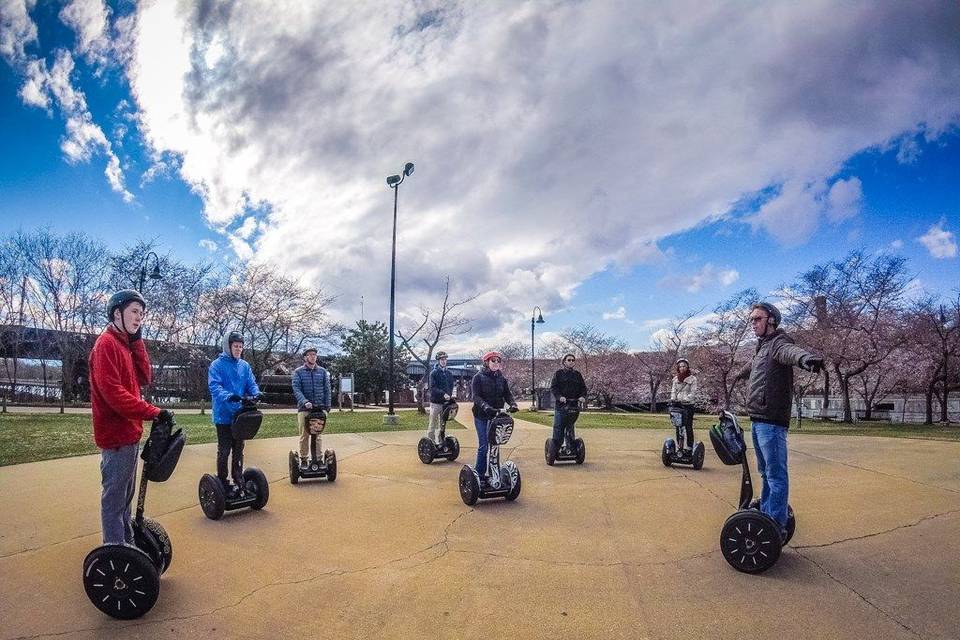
[751,301,782,328]
[227,331,244,346]
[106,289,146,321]
[436,351,448,360]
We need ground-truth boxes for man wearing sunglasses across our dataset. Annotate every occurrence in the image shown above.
[549,353,587,449]
[735,301,824,541]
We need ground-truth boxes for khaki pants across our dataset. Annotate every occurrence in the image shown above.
[427,403,444,443]
[297,410,322,459]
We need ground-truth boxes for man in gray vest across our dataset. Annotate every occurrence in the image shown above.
[292,347,331,467]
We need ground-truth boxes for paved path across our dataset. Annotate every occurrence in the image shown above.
[1,409,958,639]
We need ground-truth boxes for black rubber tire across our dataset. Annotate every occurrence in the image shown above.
[544,438,557,466]
[784,505,796,544]
[198,473,225,520]
[692,441,705,470]
[244,467,269,509]
[325,450,337,482]
[506,465,521,501]
[289,451,300,485]
[720,509,783,573]
[458,465,480,506]
[445,436,460,462]
[140,518,172,574]
[574,438,586,465]
[83,544,159,620]
[661,439,674,467]
[418,437,436,465]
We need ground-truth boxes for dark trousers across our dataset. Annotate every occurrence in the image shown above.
[215,423,245,485]
[552,409,568,446]
[676,404,695,449]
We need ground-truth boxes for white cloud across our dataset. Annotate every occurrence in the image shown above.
[890,239,904,250]
[59,0,111,66]
[99,1,960,344]
[826,177,863,222]
[602,306,626,320]
[917,219,958,259]
[198,239,218,252]
[659,263,739,294]
[0,0,37,63]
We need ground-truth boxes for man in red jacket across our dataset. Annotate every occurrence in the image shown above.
[89,290,169,545]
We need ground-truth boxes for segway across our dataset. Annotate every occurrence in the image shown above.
[418,398,461,464]
[289,407,337,483]
[458,408,521,505]
[198,397,269,520]
[82,413,185,619]
[709,410,795,574]
[661,402,705,469]
[544,399,585,465]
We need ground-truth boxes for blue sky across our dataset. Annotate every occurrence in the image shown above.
[1,1,958,352]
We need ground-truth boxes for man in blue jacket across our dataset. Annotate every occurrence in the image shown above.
[426,351,455,444]
[292,346,331,466]
[208,331,260,494]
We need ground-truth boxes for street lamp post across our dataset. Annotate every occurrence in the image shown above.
[530,306,544,410]
[138,251,162,293]
[385,162,415,425]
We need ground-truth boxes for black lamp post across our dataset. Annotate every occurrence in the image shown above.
[385,162,415,422]
[531,306,544,410]
[138,251,162,292]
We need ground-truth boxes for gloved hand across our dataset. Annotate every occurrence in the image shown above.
[508,404,518,413]
[129,328,143,342]
[802,356,824,373]
[558,396,566,404]
[304,401,313,410]
[228,394,242,403]
[156,409,174,423]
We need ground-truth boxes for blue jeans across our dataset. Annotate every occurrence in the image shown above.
[474,416,489,477]
[751,421,789,533]
[100,443,140,545]
[552,409,565,446]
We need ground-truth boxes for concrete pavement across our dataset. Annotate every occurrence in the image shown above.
[1,409,958,639]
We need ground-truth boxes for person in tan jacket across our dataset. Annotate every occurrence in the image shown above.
[670,358,697,453]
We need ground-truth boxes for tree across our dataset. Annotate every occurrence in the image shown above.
[785,251,910,423]
[396,276,476,413]
[908,294,960,424]
[633,312,697,411]
[694,288,757,410]
[334,320,408,404]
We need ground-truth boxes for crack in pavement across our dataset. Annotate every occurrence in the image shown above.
[6,508,476,640]
[793,508,960,550]
[792,547,922,639]
[790,448,960,495]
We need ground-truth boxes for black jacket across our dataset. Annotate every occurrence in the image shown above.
[735,329,813,428]
[471,368,516,418]
[429,365,455,403]
[550,368,587,401]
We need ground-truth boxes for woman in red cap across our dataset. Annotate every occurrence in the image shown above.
[471,351,518,480]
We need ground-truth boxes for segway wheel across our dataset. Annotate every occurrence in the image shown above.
[244,467,269,509]
[784,505,796,545]
[458,465,480,506]
[505,463,521,501]
[661,439,675,467]
[445,436,460,461]
[418,437,436,465]
[692,441,705,470]
[544,438,557,466]
[82,544,159,620]
[720,510,783,574]
[288,451,300,485]
[574,438,586,465]
[198,473,226,520]
[325,450,337,482]
[139,518,172,574]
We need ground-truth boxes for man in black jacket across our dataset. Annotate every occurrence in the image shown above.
[735,302,823,539]
[550,353,587,449]
[426,351,455,444]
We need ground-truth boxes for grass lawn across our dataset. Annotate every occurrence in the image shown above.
[0,410,451,467]
[517,409,960,442]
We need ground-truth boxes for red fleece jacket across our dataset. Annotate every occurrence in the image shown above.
[89,324,160,449]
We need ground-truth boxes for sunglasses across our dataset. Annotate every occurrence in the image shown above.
[564,358,575,363]
[749,316,766,324]
[489,358,502,363]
